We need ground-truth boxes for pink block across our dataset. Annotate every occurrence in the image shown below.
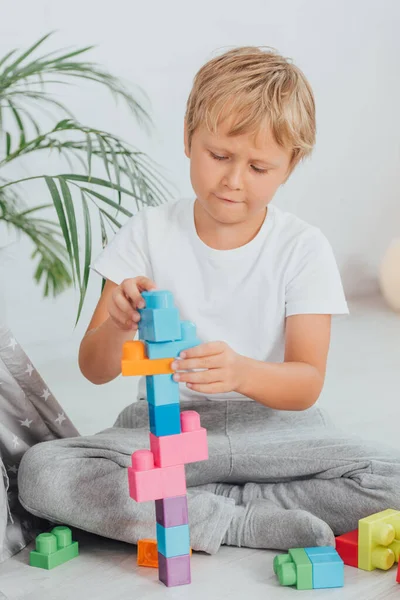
[181,411,201,432]
[149,411,208,468]
[128,449,186,502]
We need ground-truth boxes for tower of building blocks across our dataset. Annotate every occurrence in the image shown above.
[122,290,208,587]
[273,546,344,590]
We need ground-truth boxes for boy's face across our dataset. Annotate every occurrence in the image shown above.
[184,116,292,227]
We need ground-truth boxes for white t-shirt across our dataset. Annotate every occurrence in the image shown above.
[91,198,349,401]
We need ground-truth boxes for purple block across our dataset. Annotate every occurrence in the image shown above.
[158,552,191,587]
[155,495,189,528]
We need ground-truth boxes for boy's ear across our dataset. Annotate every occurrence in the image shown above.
[183,119,190,158]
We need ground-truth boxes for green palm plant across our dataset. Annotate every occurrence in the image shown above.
[0,32,174,321]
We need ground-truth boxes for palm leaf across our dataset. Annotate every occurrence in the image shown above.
[76,190,92,324]
[59,177,81,286]
[2,32,54,77]
[0,32,152,134]
[0,33,175,320]
[44,177,75,284]
[1,189,73,296]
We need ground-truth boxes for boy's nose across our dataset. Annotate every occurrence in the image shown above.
[222,167,243,191]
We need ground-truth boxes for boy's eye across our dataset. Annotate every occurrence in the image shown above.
[209,152,268,175]
[210,152,226,161]
[251,165,268,175]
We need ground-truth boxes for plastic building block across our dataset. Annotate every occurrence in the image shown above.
[141,290,177,310]
[335,529,359,567]
[139,308,181,343]
[122,341,173,376]
[137,539,158,568]
[155,496,189,528]
[146,374,179,406]
[358,508,400,571]
[137,538,192,568]
[304,547,344,589]
[138,291,181,342]
[128,449,186,502]
[158,552,191,587]
[150,410,208,467]
[156,523,190,558]
[274,548,313,590]
[148,402,181,437]
[30,526,78,570]
[274,547,343,590]
[146,321,200,359]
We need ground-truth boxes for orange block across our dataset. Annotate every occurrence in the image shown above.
[137,539,192,568]
[137,539,158,568]
[122,341,174,376]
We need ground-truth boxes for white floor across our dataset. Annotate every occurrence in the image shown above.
[1,293,400,599]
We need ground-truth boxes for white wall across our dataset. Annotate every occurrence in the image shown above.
[1,0,399,360]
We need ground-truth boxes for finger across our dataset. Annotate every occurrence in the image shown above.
[135,276,157,293]
[173,369,220,384]
[121,277,157,309]
[179,342,225,359]
[113,287,138,319]
[120,279,145,309]
[109,304,138,331]
[185,382,227,394]
[172,355,221,371]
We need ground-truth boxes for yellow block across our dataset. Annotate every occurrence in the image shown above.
[358,508,400,571]
[121,341,174,376]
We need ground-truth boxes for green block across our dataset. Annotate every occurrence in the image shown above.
[273,553,292,574]
[289,548,313,590]
[30,526,79,570]
[275,548,313,590]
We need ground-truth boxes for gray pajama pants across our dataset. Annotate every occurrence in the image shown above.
[18,398,400,554]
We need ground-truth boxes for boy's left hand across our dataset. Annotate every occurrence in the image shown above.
[171,341,244,394]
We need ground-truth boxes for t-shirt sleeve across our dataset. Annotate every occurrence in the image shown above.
[285,228,349,317]
[90,211,153,284]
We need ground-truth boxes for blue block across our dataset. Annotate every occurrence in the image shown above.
[138,291,181,343]
[146,374,180,406]
[156,523,190,558]
[304,547,337,557]
[304,547,344,589]
[148,402,181,436]
[138,307,181,342]
[146,321,200,359]
[142,290,176,310]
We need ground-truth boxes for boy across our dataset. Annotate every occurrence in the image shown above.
[19,47,400,554]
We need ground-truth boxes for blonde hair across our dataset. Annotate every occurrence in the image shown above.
[185,46,316,176]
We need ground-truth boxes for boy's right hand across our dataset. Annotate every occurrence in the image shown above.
[108,276,157,332]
